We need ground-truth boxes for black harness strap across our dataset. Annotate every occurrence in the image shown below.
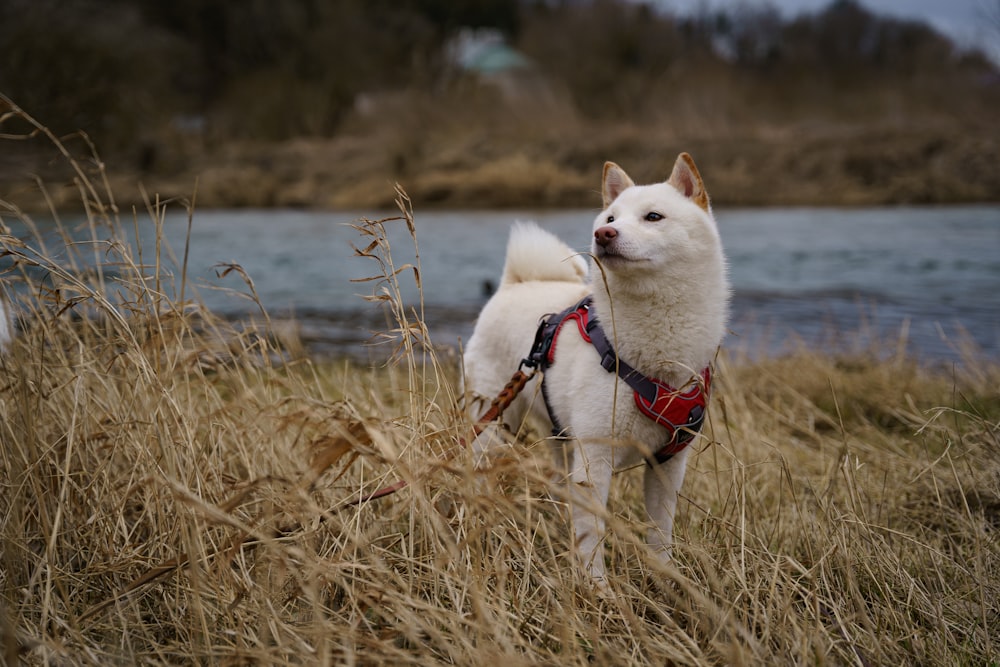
[521,297,589,438]
[521,296,710,465]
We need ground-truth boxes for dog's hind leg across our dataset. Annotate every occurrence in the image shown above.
[643,448,691,563]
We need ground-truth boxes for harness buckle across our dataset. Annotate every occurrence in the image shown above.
[522,315,554,370]
[599,351,618,373]
[685,404,705,431]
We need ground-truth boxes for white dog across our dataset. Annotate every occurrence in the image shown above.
[463,153,729,582]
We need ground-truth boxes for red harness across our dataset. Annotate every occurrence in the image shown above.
[523,297,711,464]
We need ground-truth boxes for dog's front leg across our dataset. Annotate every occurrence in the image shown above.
[643,448,691,563]
[567,442,614,583]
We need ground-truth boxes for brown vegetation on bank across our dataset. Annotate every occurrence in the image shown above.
[1,0,998,210]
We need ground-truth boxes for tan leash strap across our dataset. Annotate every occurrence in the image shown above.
[471,369,534,437]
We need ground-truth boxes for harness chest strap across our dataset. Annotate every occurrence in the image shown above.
[523,297,711,465]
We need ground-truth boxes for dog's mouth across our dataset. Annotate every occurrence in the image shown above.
[594,246,647,265]
[594,245,619,259]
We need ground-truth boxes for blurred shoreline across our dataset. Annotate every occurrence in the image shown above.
[3,119,998,213]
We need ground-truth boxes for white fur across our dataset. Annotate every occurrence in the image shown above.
[500,221,589,286]
[463,154,730,583]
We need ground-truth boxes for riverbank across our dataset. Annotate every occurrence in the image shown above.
[3,119,998,213]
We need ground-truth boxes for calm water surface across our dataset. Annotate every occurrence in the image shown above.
[5,205,999,362]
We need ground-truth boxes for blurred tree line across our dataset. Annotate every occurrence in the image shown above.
[1,0,995,150]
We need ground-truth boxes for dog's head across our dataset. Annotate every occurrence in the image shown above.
[591,153,722,285]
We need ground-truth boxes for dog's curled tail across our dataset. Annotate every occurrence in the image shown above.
[500,221,588,286]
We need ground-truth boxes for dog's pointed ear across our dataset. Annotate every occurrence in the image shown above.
[602,162,634,208]
[667,153,710,212]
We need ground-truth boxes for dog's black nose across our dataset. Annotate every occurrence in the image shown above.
[594,226,617,247]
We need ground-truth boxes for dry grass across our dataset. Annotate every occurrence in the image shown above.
[1,104,998,665]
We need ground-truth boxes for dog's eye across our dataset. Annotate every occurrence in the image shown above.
[644,212,663,222]
[607,215,615,223]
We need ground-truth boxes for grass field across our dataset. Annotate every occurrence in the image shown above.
[1,109,998,665]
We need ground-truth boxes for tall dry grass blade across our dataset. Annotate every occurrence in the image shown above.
[79,414,380,626]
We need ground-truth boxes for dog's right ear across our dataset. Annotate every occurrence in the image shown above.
[602,162,634,208]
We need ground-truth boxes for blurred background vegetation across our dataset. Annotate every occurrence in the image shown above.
[1,0,998,208]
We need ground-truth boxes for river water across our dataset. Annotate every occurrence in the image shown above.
[4,205,999,363]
